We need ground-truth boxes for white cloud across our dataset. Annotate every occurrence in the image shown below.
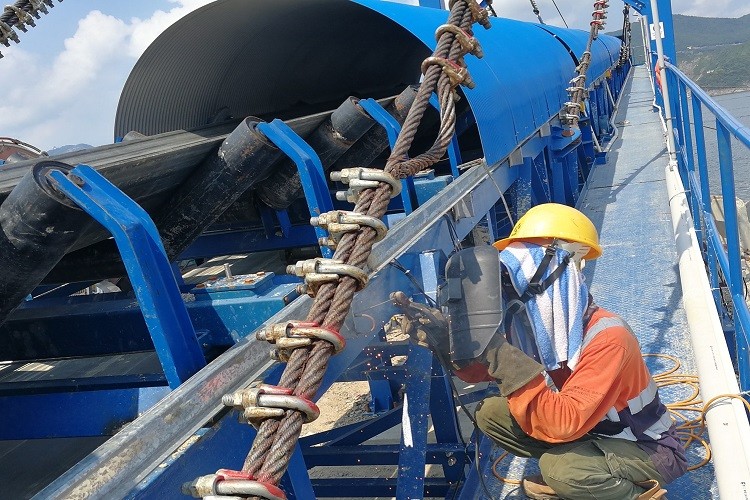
[2,0,748,151]
[1,0,213,151]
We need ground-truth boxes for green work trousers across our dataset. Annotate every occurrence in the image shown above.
[475,396,667,500]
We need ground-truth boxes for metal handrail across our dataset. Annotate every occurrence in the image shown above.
[664,60,750,389]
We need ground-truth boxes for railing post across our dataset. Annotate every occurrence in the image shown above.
[649,0,677,163]
[716,121,749,389]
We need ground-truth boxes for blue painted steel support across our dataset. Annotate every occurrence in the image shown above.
[0,386,169,439]
[279,446,316,500]
[357,98,419,214]
[395,343,433,499]
[690,95,720,304]
[716,122,749,389]
[256,119,334,258]
[3,276,299,361]
[677,81,700,232]
[178,225,318,260]
[47,165,205,389]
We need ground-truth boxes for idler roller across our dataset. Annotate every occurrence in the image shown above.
[0,161,94,326]
[330,85,418,171]
[155,117,282,257]
[43,118,284,284]
[254,97,376,210]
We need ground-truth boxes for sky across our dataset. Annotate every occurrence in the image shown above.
[2,0,749,151]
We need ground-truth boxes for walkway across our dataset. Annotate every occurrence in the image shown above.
[478,65,717,499]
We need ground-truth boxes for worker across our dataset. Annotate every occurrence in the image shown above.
[398,203,686,500]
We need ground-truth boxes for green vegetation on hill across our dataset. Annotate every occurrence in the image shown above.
[673,14,750,90]
[617,13,750,92]
[673,14,750,51]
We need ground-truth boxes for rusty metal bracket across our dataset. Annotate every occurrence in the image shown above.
[421,56,476,89]
[435,24,483,58]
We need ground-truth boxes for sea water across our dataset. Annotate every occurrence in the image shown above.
[698,90,750,202]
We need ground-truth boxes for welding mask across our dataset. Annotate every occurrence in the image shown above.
[443,245,504,368]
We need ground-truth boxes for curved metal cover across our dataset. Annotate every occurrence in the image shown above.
[115,0,428,138]
[116,0,616,166]
[534,24,622,82]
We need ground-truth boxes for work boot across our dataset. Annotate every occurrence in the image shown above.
[636,479,668,499]
[522,475,560,499]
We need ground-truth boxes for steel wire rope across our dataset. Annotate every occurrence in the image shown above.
[529,0,544,24]
[549,0,568,28]
[0,0,61,57]
[563,0,609,128]
[222,1,492,495]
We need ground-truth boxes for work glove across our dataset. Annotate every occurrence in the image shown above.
[390,291,450,361]
[483,336,544,397]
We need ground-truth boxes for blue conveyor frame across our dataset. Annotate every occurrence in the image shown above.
[2,2,634,498]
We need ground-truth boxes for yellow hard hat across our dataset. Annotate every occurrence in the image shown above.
[493,203,602,260]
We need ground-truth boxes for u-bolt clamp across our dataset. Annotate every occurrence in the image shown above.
[257,321,346,354]
[560,113,580,126]
[287,258,369,297]
[311,210,388,248]
[564,101,585,113]
[28,0,50,16]
[421,56,476,90]
[183,469,287,500]
[222,384,320,424]
[464,0,492,30]
[331,167,401,203]
[8,6,35,30]
[0,20,19,46]
[435,24,483,59]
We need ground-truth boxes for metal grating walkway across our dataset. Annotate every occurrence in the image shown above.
[480,65,717,499]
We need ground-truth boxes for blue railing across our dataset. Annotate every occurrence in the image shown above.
[664,61,750,389]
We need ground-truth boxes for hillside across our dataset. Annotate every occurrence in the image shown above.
[616,13,750,92]
[674,14,750,91]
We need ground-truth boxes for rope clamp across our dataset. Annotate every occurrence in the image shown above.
[222,384,320,424]
[7,6,35,31]
[0,20,19,46]
[569,75,585,85]
[311,210,388,248]
[421,56,475,89]
[28,0,50,16]
[462,0,492,30]
[331,167,401,203]
[564,101,585,113]
[182,469,287,500]
[257,321,346,354]
[435,24,483,59]
[287,258,368,297]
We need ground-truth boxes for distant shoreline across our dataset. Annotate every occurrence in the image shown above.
[707,87,750,96]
